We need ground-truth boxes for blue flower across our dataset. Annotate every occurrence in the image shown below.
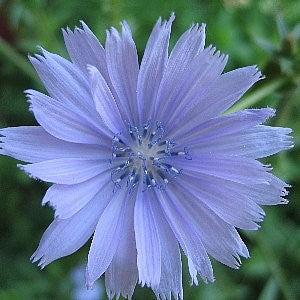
[0,14,293,299]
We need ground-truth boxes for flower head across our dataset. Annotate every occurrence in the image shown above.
[0,14,293,299]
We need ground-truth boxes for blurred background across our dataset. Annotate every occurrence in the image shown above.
[0,0,299,299]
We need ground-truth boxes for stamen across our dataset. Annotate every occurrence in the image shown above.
[142,122,150,138]
[127,168,137,186]
[184,147,192,160]
[148,122,165,147]
[148,170,157,187]
[110,121,191,192]
[157,150,166,155]
[129,125,136,141]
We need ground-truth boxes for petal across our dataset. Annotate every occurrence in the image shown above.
[134,188,161,288]
[105,190,138,300]
[187,125,293,159]
[31,188,111,268]
[137,13,175,124]
[29,49,109,136]
[42,172,111,219]
[88,66,128,136]
[214,173,290,206]
[29,49,90,106]
[169,23,205,66]
[161,46,228,129]
[19,158,110,184]
[0,126,109,163]
[26,90,108,145]
[174,66,264,131]
[199,66,265,119]
[156,188,214,284]
[182,173,265,230]
[251,174,290,205]
[166,154,270,185]
[62,21,108,78]
[173,108,275,144]
[175,181,249,268]
[86,188,129,287]
[150,197,183,300]
[154,23,206,123]
[105,21,139,124]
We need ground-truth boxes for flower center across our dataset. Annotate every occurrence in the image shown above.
[110,122,192,192]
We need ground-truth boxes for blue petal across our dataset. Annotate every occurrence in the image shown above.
[134,187,161,288]
[31,188,112,268]
[105,21,139,124]
[0,126,109,163]
[86,188,129,287]
[19,158,110,184]
[26,90,110,144]
[105,190,138,300]
[156,188,214,284]
[137,13,175,124]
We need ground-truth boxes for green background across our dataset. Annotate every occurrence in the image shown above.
[0,0,299,299]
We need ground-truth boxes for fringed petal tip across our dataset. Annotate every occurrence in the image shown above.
[24,89,36,111]
[188,22,206,33]
[189,274,215,287]
[26,46,45,60]
[61,23,93,43]
[229,250,250,270]
[85,269,95,290]
[17,163,39,181]
[154,290,184,300]
[0,128,6,137]
[120,20,131,33]
[277,179,292,205]
[264,107,276,118]
[138,277,159,289]
[168,12,176,24]
[27,53,48,72]
[106,291,121,300]
[244,107,276,121]
[156,12,175,29]
[188,261,215,286]
[0,134,5,155]
[252,65,265,81]
[240,243,250,259]
[61,19,90,33]
[30,251,48,270]
[160,12,175,28]
[200,44,229,69]
[30,46,57,63]
[79,20,90,30]
[106,288,134,300]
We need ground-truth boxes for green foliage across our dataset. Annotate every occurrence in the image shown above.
[0,0,299,299]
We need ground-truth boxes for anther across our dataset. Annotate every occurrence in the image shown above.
[129,126,136,141]
[157,150,166,155]
[156,169,168,184]
[129,174,140,193]
[112,136,124,144]
[114,153,129,158]
[184,147,192,160]
[127,168,137,186]
[119,169,131,180]
[143,122,150,138]
[148,170,157,187]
